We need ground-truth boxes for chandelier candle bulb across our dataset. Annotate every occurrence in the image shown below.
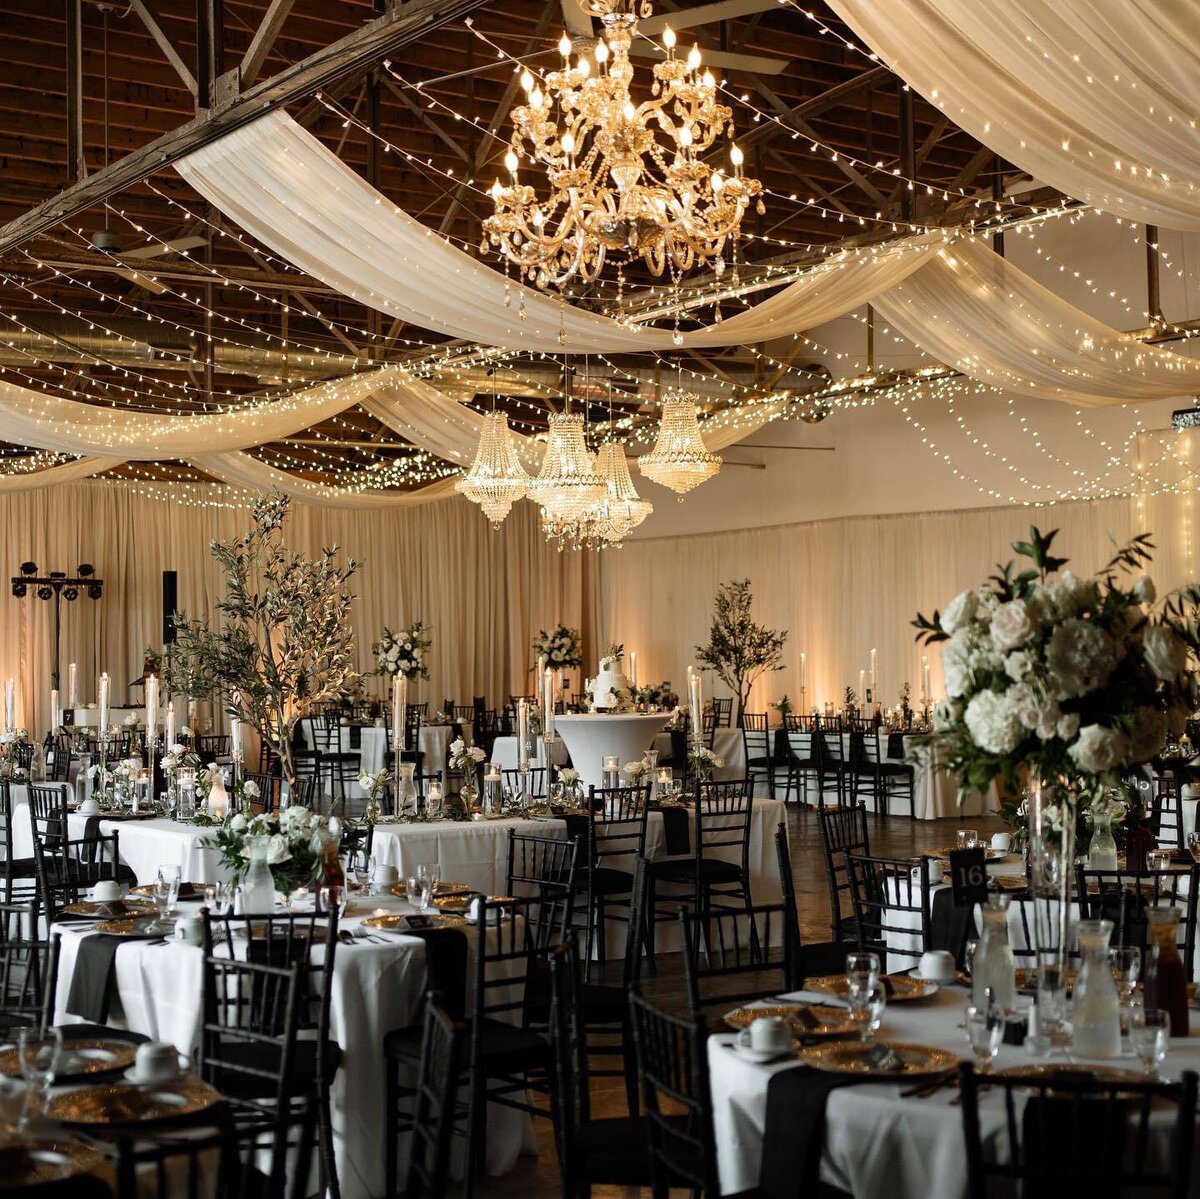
[67,663,77,711]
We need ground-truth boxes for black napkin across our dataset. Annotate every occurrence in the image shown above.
[929,886,976,968]
[887,733,906,760]
[655,805,691,855]
[760,1065,877,1199]
[65,934,125,1023]
[349,726,362,750]
[406,926,469,1019]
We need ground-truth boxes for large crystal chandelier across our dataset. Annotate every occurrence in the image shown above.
[482,0,763,288]
[455,412,531,526]
[529,412,606,522]
[544,441,654,550]
[638,394,721,495]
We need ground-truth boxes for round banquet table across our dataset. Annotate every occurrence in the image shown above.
[707,983,1200,1197]
[552,712,671,791]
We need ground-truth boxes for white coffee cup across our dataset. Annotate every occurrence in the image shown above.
[91,880,122,903]
[132,1041,181,1083]
[743,1014,791,1054]
[78,798,100,816]
[917,949,956,983]
[991,832,1012,853]
[912,859,943,885]
[173,915,203,946]
[374,864,399,889]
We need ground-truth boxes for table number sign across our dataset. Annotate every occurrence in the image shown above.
[948,847,988,907]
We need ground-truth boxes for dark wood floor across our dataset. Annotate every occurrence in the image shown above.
[477,801,1006,1199]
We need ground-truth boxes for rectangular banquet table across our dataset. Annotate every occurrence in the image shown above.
[707,983,1200,1197]
[51,890,532,1199]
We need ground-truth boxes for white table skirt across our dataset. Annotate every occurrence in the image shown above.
[52,892,532,1199]
[707,984,1200,1197]
[489,735,570,773]
[553,714,671,792]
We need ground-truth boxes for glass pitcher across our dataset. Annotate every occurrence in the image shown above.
[395,762,418,816]
[1071,918,1122,1058]
[239,835,277,915]
[1086,809,1119,871]
[972,895,1016,1013]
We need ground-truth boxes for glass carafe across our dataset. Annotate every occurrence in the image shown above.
[395,762,418,816]
[972,895,1016,1013]
[1070,918,1122,1058]
[1086,811,1119,871]
[240,835,276,915]
[1143,907,1189,1036]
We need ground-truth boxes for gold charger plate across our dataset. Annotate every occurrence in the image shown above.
[387,880,472,899]
[0,1039,137,1081]
[798,1041,957,1078]
[62,898,155,918]
[996,1063,1143,1087]
[92,916,162,936]
[362,912,468,933]
[0,1140,104,1186]
[723,1003,855,1038]
[807,973,939,1002]
[48,1077,220,1125]
[130,882,202,899]
[930,846,1006,862]
[991,874,1029,892]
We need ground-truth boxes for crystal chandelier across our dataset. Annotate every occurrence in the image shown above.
[529,412,606,523]
[455,412,531,526]
[638,395,721,495]
[543,441,654,550]
[482,0,763,288]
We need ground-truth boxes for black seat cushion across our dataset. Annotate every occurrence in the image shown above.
[590,866,634,897]
[649,858,743,886]
[210,1038,342,1098]
[575,1116,656,1184]
[59,1024,150,1045]
[385,1018,549,1075]
[1,858,37,879]
[581,981,624,1024]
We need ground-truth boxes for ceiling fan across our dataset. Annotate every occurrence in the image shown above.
[88,230,209,294]
[561,0,789,74]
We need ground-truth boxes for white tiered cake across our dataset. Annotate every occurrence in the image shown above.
[588,655,631,710]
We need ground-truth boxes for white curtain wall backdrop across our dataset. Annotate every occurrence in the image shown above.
[0,486,595,740]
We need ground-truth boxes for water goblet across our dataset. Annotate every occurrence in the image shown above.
[354,860,376,898]
[845,951,880,997]
[1131,1008,1169,1079]
[404,875,422,908]
[963,829,979,850]
[965,1004,1004,1073]
[956,829,968,850]
[848,981,886,1042]
[413,877,434,913]
[1147,848,1173,872]
[963,938,979,978]
[158,864,182,913]
[418,862,441,889]
[1188,831,1200,863]
[1108,945,1141,1002]
[16,1026,61,1130]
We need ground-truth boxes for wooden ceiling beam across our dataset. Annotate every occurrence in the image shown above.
[240,0,299,88]
[0,0,493,256]
[129,0,200,98]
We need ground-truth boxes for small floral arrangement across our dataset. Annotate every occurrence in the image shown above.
[357,767,391,803]
[161,742,201,774]
[635,681,678,708]
[559,767,579,785]
[772,694,793,719]
[843,686,857,711]
[89,756,142,800]
[122,712,141,729]
[899,682,913,727]
[373,620,432,680]
[533,625,582,670]
[622,760,647,780]
[688,745,725,778]
[0,728,29,747]
[0,728,29,782]
[664,705,687,731]
[202,806,324,893]
[450,738,486,777]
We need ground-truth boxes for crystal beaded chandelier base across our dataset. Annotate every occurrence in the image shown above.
[638,396,722,495]
[542,441,654,551]
[529,412,605,521]
[455,412,531,527]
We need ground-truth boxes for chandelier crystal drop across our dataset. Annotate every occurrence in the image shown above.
[638,395,722,495]
[482,0,763,288]
[529,412,606,521]
[454,412,531,527]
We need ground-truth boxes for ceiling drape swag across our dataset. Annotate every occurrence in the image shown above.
[828,0,1200,229]
[872,241,1200,406]
[0,456,123,490]
[174,110,934,353]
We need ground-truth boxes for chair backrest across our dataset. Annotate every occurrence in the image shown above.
[679,903,799,1015]
[406,993,466,1199]
[506,829,580,901]
[846,851,932,967]
[0,900,58,1036]
[242,771,281,815]
[821,730,849,765]
[452,705,475,722]
[546,938,589,1166]
[31,828,121,923]
[1075,863,1200,979]
[710,698,733,728]
[502,766,547,800]
[585,783,651,869]
[783,721,819,765]
[816,715,841,733]
[855,728,882,766]
[628,990,719,1195]
[196,734,230,762]
[307,715,342,754]
[958,1061,1198,1199]
[340,822,375,873]
[0,783,15,873]
[28,784,68,833]
[817,803,870,940]
[45,734,74,782]
[694,777,754,872]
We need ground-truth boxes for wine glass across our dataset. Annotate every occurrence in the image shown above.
[158,864,182,914]
[965,1004,1004,1073]
[149,874,172,935]
[1108,945,1141,1003]
[845,952,880,997]
[1131,1008,1169,1079]
[413,877,434,913]
[1187,831,1200,863]
[16,1027,61,1130]
[354,859,376,898]
[963,829,979,850]
[847,981,886,1042]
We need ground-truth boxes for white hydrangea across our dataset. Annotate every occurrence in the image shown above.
[1045,619,1116,699]
[963,690,1023,755]
[1068,724,1129,774]
[941,629,977,698]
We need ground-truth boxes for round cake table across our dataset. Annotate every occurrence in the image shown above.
[553,712,670,792]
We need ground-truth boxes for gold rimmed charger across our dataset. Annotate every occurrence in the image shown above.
[0,1039,137,1081]
[387,880,472,899]
[722,1003,855,1038]
[991,874,1029,892]
[0,1139,104,1187]
[92,916,163,937]
[61,898,155,919]
[995,1063,1143,1087]
[798,1041,957,1078]
[48,1077,220,1125]
[806,974,939,1002]
[362,912,468,933]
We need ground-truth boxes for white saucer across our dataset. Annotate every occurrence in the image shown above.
[123,1065,185,1085]
[914,973,953,986]
[728,1038,793,1064]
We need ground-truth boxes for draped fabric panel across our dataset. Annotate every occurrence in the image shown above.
[828,0,1200,229]
[175,110,934,353]
[0,457,122,491]
[873,241,1200,406]
[0,485,596,739]
[0,371,395,459]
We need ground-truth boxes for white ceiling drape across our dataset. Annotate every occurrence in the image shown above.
[872,240,1200,406]
[828,0,1200,229]
[0,456,123,490]
[174,110,934,353]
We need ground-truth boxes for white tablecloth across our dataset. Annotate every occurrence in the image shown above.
[553,714,671,792]
[296,722,467,797]
[52,892,532,1199]
[489,734,570,772]
[708,984,1200,1197]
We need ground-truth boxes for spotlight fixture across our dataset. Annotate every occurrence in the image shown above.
[9,561,105,690]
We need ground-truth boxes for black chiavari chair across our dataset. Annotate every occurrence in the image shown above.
[0,782,36,904]
[740,713,775,798]
[0,900,57,1035]
[501,766,547,801]
[194,734,229,764]
[774,821,851,984]
[581,783,651,972]
[405,994,466,1199]
[853,728,916,819]
[31,828,123,925]
[846,851,933,970]
[781,713,821,806]
[817,803,871,942]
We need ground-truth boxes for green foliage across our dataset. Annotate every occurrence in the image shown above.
[695,579,787,725]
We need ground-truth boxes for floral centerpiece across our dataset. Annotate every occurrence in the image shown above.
[915,526,1200,978]
[373,620,432,680]
[89,757,142,805]
[357,767,391,820]
[0,729,29,782]
[203,806,323,894]
[532,625,582,670]
[688,744,725,780]
[450,738,486,781]
[635,681,678,708]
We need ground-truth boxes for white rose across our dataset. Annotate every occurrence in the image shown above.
[1034,697,1063,742]
[1133,576,1157,605]
[1006,683,1042,732]
[991,600,1033,651]
[243,780,260,799]
[1068,723,1129,774]
[230,813,248,833]
[265,834,292,865]
[449,738,465,757]
[940,589,978,635]
[964,690,1024,755]
[1143,625,1187,682]
[941,629,976,699]
[470,747,486,763]
[1056,713,1080,742]
[1004,650,1034,683]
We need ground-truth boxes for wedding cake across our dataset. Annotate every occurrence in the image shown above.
[588,655,631,711]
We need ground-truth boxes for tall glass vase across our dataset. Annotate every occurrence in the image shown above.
[1028,776,1077,1040]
